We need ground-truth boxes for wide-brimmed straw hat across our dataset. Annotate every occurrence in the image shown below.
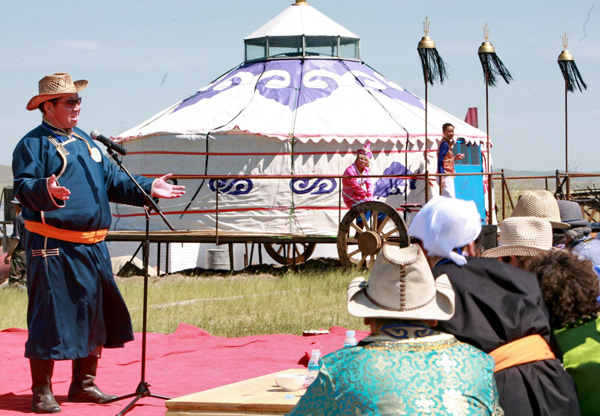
[511,190,569,229]
[347,244,455,321]
[26,73,88,111]
[482,216,552,258]
[408,196,482,266]
[557,200,588,228]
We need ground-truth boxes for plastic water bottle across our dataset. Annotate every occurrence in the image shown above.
[343,330,358,348]
[306,349,321,384]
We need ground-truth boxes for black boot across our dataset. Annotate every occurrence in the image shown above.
[67,355,117,403]
[30,359,61,414]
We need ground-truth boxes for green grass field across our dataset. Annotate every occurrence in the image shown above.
[0,263,367,337]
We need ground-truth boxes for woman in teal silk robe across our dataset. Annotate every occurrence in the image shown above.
[287,243,502,415]
[288,322,502,415]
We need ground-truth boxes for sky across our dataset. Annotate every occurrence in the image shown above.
[1,0,598,172]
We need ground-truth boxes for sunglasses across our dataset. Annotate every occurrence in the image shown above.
[55,97,82,108]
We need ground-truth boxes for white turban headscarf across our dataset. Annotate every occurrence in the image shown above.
[408,196,482,266]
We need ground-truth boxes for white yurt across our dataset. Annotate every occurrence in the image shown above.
[109,0,493,269]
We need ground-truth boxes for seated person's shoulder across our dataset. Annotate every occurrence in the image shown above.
[435,257,538,288]
[451,338,495,363]
[466,257,533,277]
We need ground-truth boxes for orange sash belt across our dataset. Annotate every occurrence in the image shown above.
[489,334,555,373]
[25,221,108,244]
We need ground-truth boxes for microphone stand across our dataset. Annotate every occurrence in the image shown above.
[101,146,174,416]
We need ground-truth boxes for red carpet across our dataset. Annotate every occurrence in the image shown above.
[0,324,367,415]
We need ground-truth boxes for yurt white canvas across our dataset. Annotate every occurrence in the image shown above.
[108,0,493,270]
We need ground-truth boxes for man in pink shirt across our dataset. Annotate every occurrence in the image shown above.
[342,142,384,228]
[342,143,373,209]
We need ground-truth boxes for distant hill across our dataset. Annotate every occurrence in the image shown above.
[497,169,556,177]
[497,169,600,178]
[495,169,600,191]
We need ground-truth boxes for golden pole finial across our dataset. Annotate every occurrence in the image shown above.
[423,16,430,36]
[418,16,435,49]
[478,23,495,54]
[558,32,573,61]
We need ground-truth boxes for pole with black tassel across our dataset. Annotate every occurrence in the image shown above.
[558,32,587,175]
[478,23,512,224]
[417,16,448,201]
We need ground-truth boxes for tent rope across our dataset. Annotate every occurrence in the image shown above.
[179,61,270,218]
[350,61,411,139]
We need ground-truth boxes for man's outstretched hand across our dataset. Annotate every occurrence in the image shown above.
[152,174,186,199]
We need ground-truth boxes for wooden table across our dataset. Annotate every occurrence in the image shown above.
[165,369,307,415]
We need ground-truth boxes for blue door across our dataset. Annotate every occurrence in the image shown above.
[453,139,487,223]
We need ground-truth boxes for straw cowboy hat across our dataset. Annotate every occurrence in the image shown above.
[482,216,553,258]
[557,200,589,228]
[511,190,569,229]
[408,196,482,266]
[26,72,88,111]
[347,243,455,321]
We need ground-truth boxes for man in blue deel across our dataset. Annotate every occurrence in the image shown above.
[13,72,185,414]
[437,123,464,198]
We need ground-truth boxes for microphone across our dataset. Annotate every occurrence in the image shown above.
[90,130,128,155]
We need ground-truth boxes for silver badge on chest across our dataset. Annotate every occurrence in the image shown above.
[90,147,102,163]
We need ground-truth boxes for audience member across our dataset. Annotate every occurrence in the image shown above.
[482,216,553,268]
[527,250,600,416]
[409,196,580,415]
[557,200,600,266]
[287,243,503,415]
[510,190,569,229]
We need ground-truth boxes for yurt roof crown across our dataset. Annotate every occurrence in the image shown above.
[244,0,360,62]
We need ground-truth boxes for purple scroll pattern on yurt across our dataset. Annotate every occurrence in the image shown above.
[290,178,337,195]
[374,162,417,197]
[175,59,424,113]
[209,179,254,195]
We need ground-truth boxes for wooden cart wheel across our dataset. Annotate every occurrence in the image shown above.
[264,242,317,265]
[337,201,409,269]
